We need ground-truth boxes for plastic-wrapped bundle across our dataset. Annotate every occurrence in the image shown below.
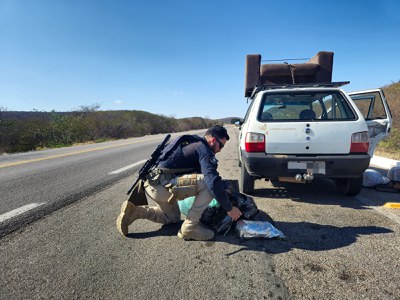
[235,220,286,240]
[387,166,400,182]
[179,197,220,216]
[363,169,390,187]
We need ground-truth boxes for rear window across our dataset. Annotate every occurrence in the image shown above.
[258,91,357,122]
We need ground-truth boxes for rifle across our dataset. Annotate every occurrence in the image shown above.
[127,134,171,196]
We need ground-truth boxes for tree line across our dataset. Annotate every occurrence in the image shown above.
[0,108,220,154]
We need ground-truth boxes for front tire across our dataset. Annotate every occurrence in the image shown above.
[335,177,363,196]
[240,164,255,195]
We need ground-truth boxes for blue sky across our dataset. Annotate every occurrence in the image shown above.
[0,0,399,119]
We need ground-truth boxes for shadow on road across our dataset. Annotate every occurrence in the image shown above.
[125,220,392,255]
[124,177,394,254]
[126,222,183,239]
[219,221,392,256]
[252,177,400,209]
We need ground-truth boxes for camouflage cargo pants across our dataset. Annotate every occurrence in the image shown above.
[144,173,213,223]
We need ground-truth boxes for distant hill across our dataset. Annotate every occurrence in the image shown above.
[0,109,221,154]
[218,117,241,124]
[0,110,214,121]
[0,111,241,125]
[0,111,64,120]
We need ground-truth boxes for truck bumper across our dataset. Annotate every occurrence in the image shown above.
[241,152,371,179]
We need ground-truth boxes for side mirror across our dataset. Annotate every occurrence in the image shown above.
[230,118,244,126]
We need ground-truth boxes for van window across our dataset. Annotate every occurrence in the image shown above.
[258,91,356,122]
[351,91,387,120]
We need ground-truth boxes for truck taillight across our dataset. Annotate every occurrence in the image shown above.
[350,131,369,153]
[245,132,265,152]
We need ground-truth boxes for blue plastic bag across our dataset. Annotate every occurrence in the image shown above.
[363,169,390,187]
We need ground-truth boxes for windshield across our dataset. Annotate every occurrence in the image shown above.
[258,91,357,122]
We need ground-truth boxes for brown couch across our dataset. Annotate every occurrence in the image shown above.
[244,51,334,97]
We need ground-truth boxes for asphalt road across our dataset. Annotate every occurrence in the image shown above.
[0,130,205,236]
[1,126,399,299]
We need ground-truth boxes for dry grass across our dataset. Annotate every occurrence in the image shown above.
[377,81,400,160]
[374,148,400,161]
[383,81,400,128]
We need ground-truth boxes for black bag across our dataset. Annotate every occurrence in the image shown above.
[200,192,274,235]
[200,205,233,235]
[232,192,259,219]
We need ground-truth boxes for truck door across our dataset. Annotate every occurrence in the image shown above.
[349,89,392,157]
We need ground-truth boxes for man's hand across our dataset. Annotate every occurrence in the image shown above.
[227,206,242,221]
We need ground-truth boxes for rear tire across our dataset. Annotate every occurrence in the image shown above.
[240,164,255,195]
[335,177,363,196]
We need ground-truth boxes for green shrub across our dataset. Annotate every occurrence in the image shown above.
[0,109,219,154]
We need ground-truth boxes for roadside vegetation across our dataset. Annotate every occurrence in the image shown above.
[376,81,400,160]
[1,81,398,157]
[0,105,219,154]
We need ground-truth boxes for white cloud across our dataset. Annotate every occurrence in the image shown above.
[173,91,184,96]
[114,100,123,105]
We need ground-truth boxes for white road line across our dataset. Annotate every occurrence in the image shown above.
[108,160,147,175]
[0,203,45,223]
